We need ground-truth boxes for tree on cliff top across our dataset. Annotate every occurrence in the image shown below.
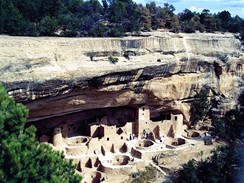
[0,0,243,36]
[0,85,81,183]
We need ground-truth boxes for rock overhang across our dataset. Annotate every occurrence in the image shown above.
[0,32,243,122]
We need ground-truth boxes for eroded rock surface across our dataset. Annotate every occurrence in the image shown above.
[1,32,243,183]
[0,32,243,123]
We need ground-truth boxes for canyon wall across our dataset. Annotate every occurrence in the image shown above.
[0,32,243,123]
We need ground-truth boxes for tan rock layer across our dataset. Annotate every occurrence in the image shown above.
[0,32,243,122]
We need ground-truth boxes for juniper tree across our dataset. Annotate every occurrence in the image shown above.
[0,84,82,183]
[190,89,210,125]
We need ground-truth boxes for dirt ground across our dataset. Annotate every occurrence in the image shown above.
[151,140,225,183]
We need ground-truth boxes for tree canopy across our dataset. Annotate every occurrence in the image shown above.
[190,89,210,125]
[170,143,244,183]
[0,84,82,182]
[0,0,243,37]
[167,90,244,183]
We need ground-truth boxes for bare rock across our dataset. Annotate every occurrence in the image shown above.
[0,32,243,122]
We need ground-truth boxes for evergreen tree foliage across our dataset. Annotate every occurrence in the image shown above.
[0,85,81,183]
[170,143,244,183]
[140,6,151,31]
[178,9,204,33]
[178,9,194,22]
[190,89,210,125]
[173,160,200,183]
[212,91,244,140]
[200,9,217,32]
[168,90,244,183]
[0,0,243,36]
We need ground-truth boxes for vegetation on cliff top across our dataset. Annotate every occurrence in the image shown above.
[0,0,243,38]
[0,85,82,182]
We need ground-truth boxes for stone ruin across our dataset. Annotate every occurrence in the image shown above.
[1,33,243,182]
[31,105,209,182]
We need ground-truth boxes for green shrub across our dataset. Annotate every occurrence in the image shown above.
[190,89,210,125]
[0,85,82,182]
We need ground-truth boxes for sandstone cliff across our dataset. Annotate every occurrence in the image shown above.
[0,32,243,123]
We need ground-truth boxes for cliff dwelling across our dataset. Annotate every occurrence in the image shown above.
[1,32,243,183]
[28,105,202,182]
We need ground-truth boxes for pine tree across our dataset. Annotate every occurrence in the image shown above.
[0,84,82,182]
[140,7,151,31]
[190,89,210,125]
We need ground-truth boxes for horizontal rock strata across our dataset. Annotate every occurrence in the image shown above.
[0,32,243,122]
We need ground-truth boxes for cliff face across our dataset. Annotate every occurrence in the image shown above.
[0,32,243,122]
